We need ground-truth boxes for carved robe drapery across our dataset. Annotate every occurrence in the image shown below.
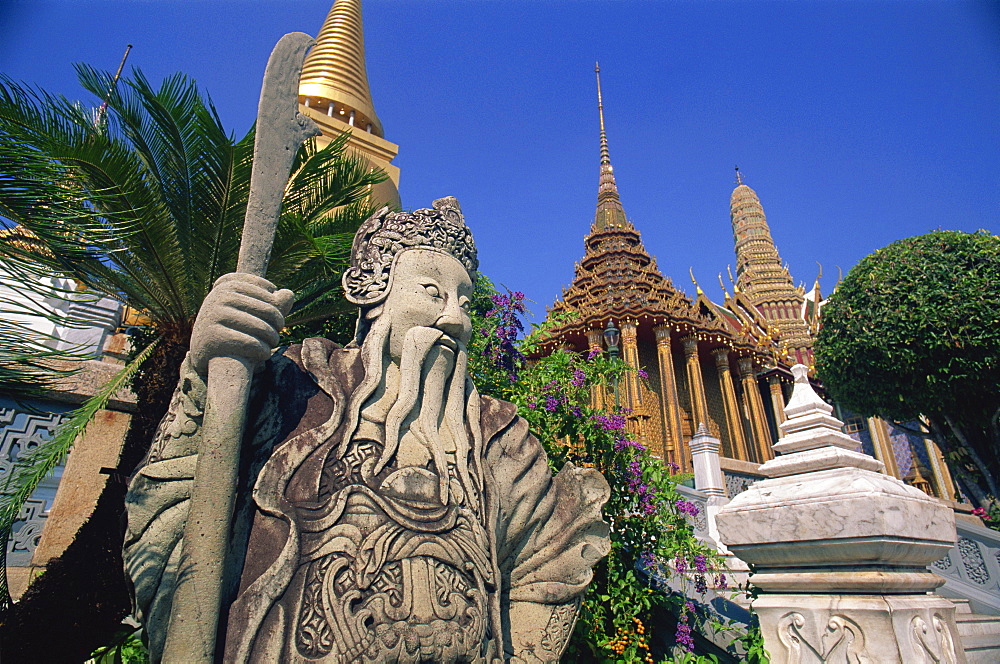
[125,338,610,663]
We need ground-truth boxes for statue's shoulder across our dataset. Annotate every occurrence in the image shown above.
[273,337,358,372]
[478,394,544,460]
[269,338,363,396]
[478,393,519,428]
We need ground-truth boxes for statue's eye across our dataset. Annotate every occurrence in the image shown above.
[423,284,441,298]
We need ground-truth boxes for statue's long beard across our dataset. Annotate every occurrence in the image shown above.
[340,318,483,508]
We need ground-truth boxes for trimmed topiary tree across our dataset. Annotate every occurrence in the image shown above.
[815,230,1000,507]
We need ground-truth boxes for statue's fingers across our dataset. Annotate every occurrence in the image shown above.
[273,289,295,317]
[210,329,273,365]
[213,272,277,292]
[219,279,282,304]
[216,307,282,350]
[221,291,287,332]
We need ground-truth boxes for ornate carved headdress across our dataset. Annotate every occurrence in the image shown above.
[343,196,479,306]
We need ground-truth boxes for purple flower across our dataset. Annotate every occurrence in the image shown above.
[587,347,600,361]
[613,437,646,452]
[666,461,680,473]
[674,556,688,572]
[544,395,560,412]
[638,551,656,568]
[527,401,537,409]
[716,573,728,590]
[571,368,587,387]
[693,553,708,573]
[637,368,648,379]
[571,406,583,418]
[695,574,707,594]
[675,617,694,652]
[592,413,627,431]
[676,500,700,517]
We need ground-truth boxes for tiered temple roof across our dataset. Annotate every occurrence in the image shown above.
[542,66,743,353]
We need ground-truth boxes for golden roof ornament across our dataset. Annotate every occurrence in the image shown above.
[593,63,629,232]
[299,0,383,137]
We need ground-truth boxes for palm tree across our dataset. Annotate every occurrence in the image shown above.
[0,64,385,661]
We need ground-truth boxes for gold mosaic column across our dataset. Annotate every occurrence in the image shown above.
[586,329,606,411]
[654,326,684,466]
[712,347,750,461]
[681,334,709,472]
[737,356,773,463]
[620,322,641,409]
[768,375,787,426]
[680,334,710,434]
[867,417,900,478]
[926,438,957,501]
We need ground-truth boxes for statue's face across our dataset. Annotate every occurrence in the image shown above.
[382,248,473,362]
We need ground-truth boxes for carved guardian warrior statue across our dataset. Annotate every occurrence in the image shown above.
[124,198,611,663]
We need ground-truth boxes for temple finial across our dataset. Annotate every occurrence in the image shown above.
[735,165,743,185]
[689,267,704,295]
[592,64,628,231]
[596,63,608,154]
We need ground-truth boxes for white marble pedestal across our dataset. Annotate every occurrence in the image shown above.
[716,365,965,663]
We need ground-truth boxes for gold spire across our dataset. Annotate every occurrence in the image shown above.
[594,63,628,231]
[299,0,383,137]
[729,173,813,360]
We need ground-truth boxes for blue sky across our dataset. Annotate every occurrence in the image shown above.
[2,0,998,321]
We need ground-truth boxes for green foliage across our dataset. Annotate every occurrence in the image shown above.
[88,626,149,664]
[733,625,770,664]
[815,230,1000,504]
[467,278,734,662]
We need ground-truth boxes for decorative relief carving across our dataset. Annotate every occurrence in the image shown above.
[723,470,760,498]
[540,600,580,653]
[0,408,67,481]
[0,406,70,564]
[958,536,989,585]
[776,611,868,663]
[909,613,959,664]
[7,498,48,566]
[931,555,953,572]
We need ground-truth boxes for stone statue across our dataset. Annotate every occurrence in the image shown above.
[124,197,611,663]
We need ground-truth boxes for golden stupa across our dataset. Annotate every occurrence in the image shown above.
[298,0,401,209]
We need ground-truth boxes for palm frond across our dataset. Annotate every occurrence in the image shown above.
[0,336,158,609]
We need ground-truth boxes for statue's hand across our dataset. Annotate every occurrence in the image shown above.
[190,273,295,376]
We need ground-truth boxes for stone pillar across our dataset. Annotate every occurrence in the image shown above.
[586,329,606,411]
[688,424,731,549]
[688,423,725,498]
[620,321,641,409]
[767,374,786,426]
[712,348,750,461]
[716,365,964,664]
[737,356,773,463]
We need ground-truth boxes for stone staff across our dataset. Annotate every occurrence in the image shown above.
[161,32,320,663]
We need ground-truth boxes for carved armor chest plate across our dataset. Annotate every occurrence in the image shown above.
[289,439,496,663]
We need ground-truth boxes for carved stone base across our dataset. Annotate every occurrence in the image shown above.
[754,593,966,663]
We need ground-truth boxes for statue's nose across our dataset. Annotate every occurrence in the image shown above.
[435,296,467,338]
